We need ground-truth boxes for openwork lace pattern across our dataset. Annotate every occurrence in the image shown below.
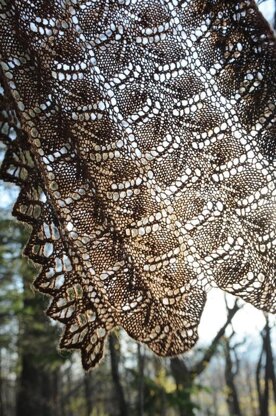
[0,0,275,369]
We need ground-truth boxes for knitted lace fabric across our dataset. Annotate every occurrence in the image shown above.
[0,0,275,369]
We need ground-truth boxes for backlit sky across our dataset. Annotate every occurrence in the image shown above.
[258,0,275,26]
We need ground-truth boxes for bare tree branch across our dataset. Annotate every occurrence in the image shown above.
[191,299,241,377]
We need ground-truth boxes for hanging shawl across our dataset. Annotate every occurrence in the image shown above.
[0,0,275,370]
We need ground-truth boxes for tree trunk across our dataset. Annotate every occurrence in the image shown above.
[170,358,194,416]
[84,371,94,416]
[224,338,242,416]
[15,262,61,416]
[137,343,145,416]
[16,353,52,416]
[245,361,258,416]
[109,333,128,416]
[0,350,3,416]
[52,370,63,416]
[256,316,276,416]
[170,299,240,416]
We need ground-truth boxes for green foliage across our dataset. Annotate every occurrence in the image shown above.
[0,176,275,416]
[0,204,69,416]
[0,213,65,367]
[0,218,25,354]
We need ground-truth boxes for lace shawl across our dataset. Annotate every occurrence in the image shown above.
[0,0,275,369]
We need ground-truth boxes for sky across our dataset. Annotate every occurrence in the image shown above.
[258,0,275,26]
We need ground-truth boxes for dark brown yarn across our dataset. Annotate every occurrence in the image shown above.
[0,0,275,370]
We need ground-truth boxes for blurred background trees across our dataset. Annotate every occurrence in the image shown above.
[0,2,275,416]
[0,207,275,416]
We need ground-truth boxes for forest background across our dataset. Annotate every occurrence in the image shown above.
[0,1,276,416]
